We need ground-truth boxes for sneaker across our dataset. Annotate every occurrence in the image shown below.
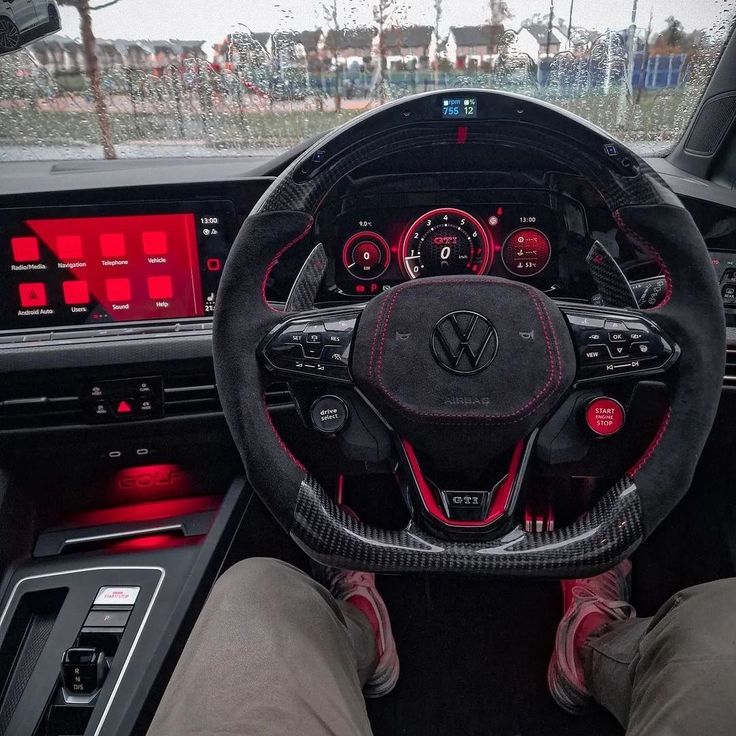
[548,559,636,714]
[317,566,400,698]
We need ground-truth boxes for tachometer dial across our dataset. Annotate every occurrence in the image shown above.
[400,208,491,279]
[501,228,552,278]
[342,231,391,280]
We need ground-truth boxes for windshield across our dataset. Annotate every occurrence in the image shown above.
[0,1,734,161]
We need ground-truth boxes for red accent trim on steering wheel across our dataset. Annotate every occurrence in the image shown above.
[402,438,525,527]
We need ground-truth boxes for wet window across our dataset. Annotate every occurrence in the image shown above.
[0,0,734,160]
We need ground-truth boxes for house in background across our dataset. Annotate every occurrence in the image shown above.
[504,28,544,62]
[324,27,375,70]
[381,25,434,69]
[28,35,79,74]
[521,24,570,59]
[446,25,504,70]
[298,29,323,72]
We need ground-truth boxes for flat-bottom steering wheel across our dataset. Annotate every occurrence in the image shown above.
[213,90,724,577]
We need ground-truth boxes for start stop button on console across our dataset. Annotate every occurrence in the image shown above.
[584,397,625,437]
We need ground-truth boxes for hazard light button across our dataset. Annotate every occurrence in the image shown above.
[584,397,625,437]
[115,399,134,416]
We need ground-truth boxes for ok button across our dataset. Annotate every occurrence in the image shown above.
[607,331,628,343]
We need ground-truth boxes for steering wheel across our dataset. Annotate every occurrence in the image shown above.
[213,90,725,577]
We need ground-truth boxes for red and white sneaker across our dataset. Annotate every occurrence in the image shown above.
[317,566,400,698]
[548,559,636,714]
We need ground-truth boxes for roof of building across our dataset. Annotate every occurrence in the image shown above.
[324,27,376,51]
[252,32,271,47]
[298,29,322,52]
[449,24,504,48]
[524,24,567,46]
[383,25,433,50]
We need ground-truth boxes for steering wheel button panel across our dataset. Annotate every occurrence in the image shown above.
[585,397,626,436]
[261,309,361,383]
[565,307,678,383]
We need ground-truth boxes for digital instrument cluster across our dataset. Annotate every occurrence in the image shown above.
[330,201,561,296]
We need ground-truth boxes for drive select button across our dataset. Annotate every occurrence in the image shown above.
[585,397,625,437]
[310,395,349,434]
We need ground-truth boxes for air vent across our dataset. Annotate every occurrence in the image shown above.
[0,396,82,430]
[725,348,736,387]
[163,373,221,416]
[163,377,293,415]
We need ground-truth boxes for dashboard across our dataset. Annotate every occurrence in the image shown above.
[0,152,733,440]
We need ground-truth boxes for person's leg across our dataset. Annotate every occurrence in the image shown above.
[585,578,736,736]
[147,557,376,736]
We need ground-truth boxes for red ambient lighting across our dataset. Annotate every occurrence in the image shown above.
[105,533,201,553]
[65,495,220,527]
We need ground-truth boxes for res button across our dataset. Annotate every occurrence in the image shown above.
[584,397,625,437]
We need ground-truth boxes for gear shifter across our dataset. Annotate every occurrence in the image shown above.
[60,647,108,697]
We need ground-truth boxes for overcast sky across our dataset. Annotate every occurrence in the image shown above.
[58,0,733,54]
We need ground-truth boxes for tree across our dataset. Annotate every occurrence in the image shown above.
[322,0,343,111]
[521,12,550,28]
[59,0,120,159]
[489,0,512,25]
[659,16,685,49]
[433,0,442,87]
[373,0,400,103]
[489,1,512,78]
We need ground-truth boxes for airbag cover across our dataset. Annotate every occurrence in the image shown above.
[352,277,576,464]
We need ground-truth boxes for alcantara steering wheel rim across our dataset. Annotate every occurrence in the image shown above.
[213,89,725,576]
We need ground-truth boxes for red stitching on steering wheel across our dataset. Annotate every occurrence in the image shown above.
[628,406,671,477]
[366,278,565,424]
[261,218,314,312]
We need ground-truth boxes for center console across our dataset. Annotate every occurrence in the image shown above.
[0,478,247,736]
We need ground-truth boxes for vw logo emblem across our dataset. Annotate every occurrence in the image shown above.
[431,311,498,375]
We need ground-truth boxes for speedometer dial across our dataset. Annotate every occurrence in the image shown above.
[400,208,491,279]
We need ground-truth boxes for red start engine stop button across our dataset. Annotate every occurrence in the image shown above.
[585,397,625,436]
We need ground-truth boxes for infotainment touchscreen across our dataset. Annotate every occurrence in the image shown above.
[0,200,235,332]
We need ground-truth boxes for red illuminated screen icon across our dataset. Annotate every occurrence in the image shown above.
[19,283,47,307]
[100,233,126,258]
[147,275,173,300]
[12,236,40,262]
[63,280,90,305]
[106,278,131,302]
[143,231,168,255]
[25,213,204,322]
[56,235,83,260]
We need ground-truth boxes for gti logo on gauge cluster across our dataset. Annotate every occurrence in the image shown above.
[431,310,498,375]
